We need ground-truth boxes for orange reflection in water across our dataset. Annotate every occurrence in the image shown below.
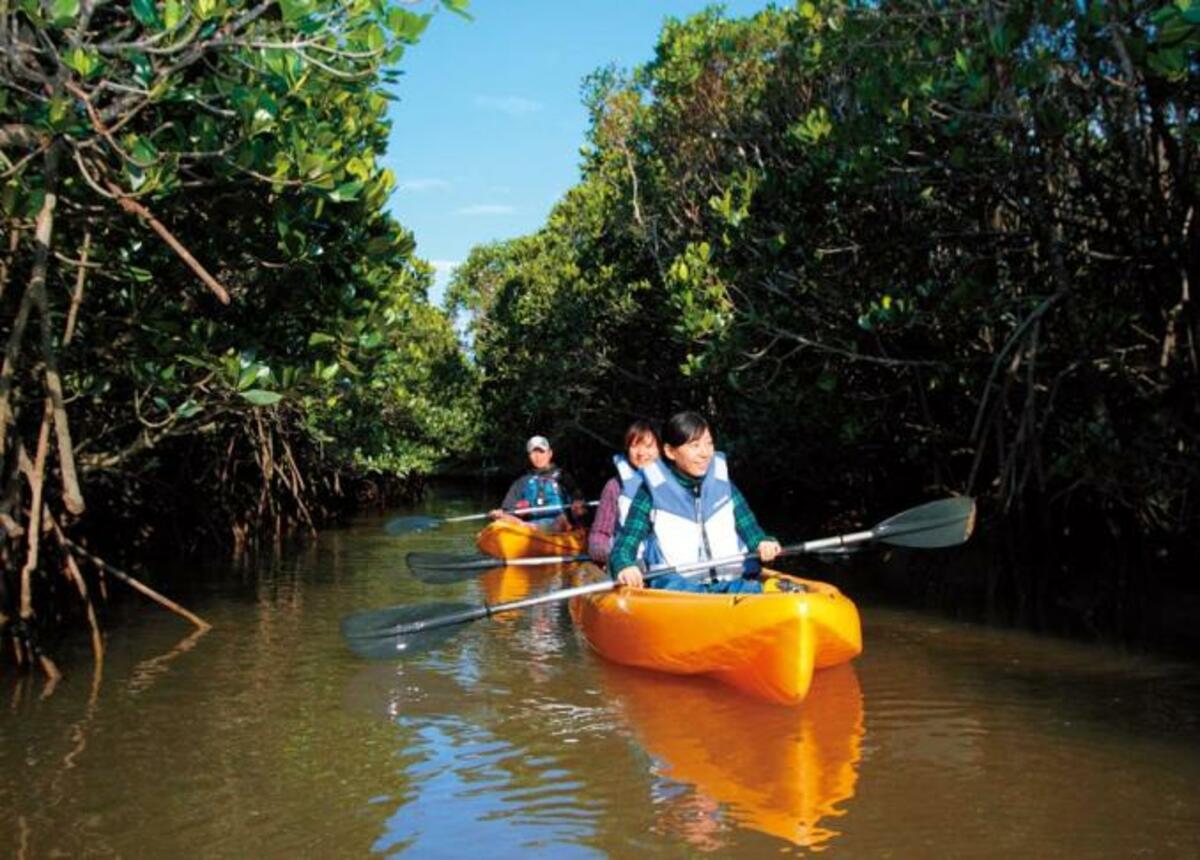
[601,660,864,851]
[477,564,569,614]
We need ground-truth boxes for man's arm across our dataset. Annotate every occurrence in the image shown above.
[491,475,529,519]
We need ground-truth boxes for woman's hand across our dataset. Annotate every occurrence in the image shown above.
[615,566,645,588]
[758,540,782,563]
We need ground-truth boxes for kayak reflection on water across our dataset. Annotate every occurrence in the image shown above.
[600,660,864,850]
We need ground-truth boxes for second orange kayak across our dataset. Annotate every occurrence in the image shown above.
[569,566,862,705]
[475,519,588,559]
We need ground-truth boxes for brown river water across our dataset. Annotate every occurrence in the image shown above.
[3,491,1200,857]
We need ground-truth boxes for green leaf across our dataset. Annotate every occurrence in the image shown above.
[443,0,472,21]
[329,180,363,202]
[132,0,163,29]
[49,0,78,26]
[237,364,268,390]
[240,390,284,406]
[176,399,203,419]
[163,0,184,29]
[46,96,72,130]
[129,135,158,166]
[308,332,336,346]
[128,52,154,86]
[1148,47,1187,79]
[279,0,313,23]
[64,47,105,78]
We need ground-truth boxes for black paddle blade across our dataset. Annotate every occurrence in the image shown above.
[405,551,589,584]
[406,552,503,584]
[414,566,505,586]
[875,497,976,548]
[383,515,443,536]
[340,602,483,659]
[407,551,499,572]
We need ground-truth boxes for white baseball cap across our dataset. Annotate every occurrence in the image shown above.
[526,435,551,452]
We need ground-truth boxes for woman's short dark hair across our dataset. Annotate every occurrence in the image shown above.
[623,419,660,451]
[662,411,710,448]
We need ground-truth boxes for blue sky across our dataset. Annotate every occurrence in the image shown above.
[383,0,777,302]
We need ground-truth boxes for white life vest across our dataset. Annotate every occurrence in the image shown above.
[614,454,662,564]
[640,452,746,568]
[614,454,641,526]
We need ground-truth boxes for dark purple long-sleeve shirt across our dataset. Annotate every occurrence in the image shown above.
[587,477,622,562]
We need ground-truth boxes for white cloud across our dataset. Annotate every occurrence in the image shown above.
[456,204,516,216]
[475,95,544,116]
[397,178,450,192]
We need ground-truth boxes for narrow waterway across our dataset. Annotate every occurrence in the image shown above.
[3,488,1199,857]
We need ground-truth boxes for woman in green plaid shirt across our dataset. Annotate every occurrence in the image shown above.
[608,411,781,592]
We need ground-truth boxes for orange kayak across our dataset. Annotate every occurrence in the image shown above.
[475,519,588,559]
[569,566,862,705]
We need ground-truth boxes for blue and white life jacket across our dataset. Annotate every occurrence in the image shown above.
[613,455,662,564]
[520,468,566,527]
[640,452,749,576]
[613,455,642,525]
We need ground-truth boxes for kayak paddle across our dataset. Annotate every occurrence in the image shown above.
[384,501,599,536]
[342,496,976,659]
[406,551,591,584]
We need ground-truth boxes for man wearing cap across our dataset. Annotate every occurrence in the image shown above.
[489,435,585,531]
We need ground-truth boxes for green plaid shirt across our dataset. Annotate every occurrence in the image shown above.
[607,463,773,577]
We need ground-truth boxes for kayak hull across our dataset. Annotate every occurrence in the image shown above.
[569,567,862,705]
[475,519,588,559]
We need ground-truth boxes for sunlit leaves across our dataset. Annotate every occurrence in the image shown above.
[329,180,363,202]
[48,0,78,27]
[240,390,285,406]
[64,46,104,78]
[279,0,315,23]
[162,0,184,29]
[2,0,480,556]
[788,106,833,145]
[666,241,734,345]
[443,0,473,20]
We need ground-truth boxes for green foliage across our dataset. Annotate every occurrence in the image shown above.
[453,0,1199,576]
[1,0,478,572]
